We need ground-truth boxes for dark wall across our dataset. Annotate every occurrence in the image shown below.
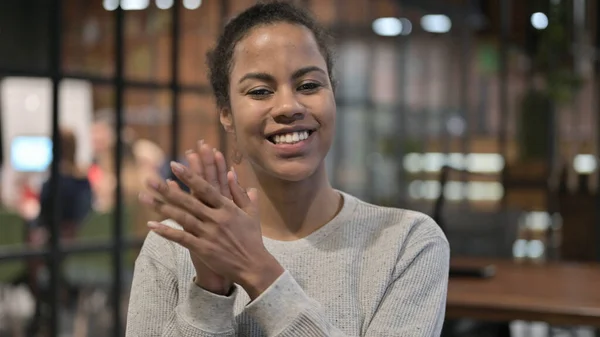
[0,0,51,71]
[0,0,53,165]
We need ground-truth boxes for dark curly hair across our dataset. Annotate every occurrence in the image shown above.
[206,1,336,110]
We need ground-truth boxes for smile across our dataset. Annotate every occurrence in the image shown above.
[267,130,315,145]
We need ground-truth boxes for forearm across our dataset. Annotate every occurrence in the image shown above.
[126,253,238,337]
[245,271,348,337]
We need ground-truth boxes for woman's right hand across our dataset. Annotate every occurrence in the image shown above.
[169,140,234,295]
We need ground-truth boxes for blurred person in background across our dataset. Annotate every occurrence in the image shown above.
[127,2,449,336]
[32,128,93,243]
[90,114,142,213]
[131,138,165,237]
[26,128,93,335]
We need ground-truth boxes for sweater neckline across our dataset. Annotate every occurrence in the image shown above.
[262,191,358,253]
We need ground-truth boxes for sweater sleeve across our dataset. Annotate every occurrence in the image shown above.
[125,232,239,337]
[245,224,450,337]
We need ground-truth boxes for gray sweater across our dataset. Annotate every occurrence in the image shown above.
[126,192,450,336]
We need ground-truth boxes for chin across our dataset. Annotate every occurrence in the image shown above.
[257,158,322,182]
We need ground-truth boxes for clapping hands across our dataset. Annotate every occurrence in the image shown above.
[138,141,284,299]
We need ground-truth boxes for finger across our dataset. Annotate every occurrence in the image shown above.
[147,177,213,220]
[227,170,252,210]
[166,179,181,191]
[215,150,232,199]
[200,143,219,191]
[187,144,203,179]
[147,221,199,251]
[170,161,223,208]
[140,183,210,235]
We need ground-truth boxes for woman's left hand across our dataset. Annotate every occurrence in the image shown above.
[139,161,285,300]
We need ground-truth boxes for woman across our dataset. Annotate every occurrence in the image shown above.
[127,2,449,336]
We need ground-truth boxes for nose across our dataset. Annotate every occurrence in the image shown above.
[271,87,305,123]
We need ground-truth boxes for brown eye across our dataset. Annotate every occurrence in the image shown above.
[297,82,321,92]
[248,89,272,98]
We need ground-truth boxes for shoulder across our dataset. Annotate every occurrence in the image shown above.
[340,191,448,253]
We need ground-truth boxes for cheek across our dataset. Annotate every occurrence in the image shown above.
[230,110,264,147]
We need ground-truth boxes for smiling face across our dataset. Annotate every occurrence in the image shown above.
[221,22,336,182]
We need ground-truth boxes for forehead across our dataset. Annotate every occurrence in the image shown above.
[231,22,326,77]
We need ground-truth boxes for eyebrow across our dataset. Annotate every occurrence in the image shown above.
[238,66,327,84]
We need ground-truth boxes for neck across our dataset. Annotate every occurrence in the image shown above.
[244,163,342,241]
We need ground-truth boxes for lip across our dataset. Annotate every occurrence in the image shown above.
[266,130,316,157]
[264,125,317,138]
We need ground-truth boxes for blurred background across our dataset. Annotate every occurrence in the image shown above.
[0,0,599,336]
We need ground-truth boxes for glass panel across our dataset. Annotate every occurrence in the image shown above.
[228,0,260,17]
[123,5,172,83]
[61,252,116,336]
[0,0,51,72]
[89,89,171,240]
[310,0,337,25]
[62,0,115,77]
[179,0,220,86]
[0,259,46,336]
[334,105,370,199]
[0,79,108,245]
[179,93,220,153]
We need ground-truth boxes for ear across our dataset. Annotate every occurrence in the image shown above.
[220,107,235,134]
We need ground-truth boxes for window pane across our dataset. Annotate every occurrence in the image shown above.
[179,0,220,86]
[62,0,115,77]
[0,0,51,72]
[124,6,172,83]
[61,252,118,335]
[0,258,44,335]
[0,78,101,241]
[179,93,220,153]
[90,89,171,240]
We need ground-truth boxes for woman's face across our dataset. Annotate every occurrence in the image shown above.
[222,22,336,182]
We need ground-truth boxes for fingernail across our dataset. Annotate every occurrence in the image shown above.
[170,161,186,174]
[185,149,194,155]
[212,148,217,153]
[147,221,160,230]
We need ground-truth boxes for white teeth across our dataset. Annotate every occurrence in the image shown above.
[272,131,310,144]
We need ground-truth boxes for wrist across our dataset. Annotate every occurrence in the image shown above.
[239,252,285,301]
[193,276,233,296]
